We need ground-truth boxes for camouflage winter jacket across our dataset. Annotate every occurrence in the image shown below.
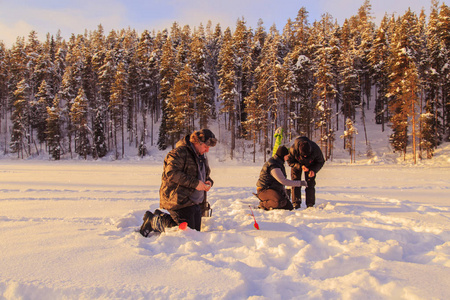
[159,135,213,211]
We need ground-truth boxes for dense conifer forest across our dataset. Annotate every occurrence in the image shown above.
[0,0,449,162]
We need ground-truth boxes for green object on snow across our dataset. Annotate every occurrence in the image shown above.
[272,127,284,157]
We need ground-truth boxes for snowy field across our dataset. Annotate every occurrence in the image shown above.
[1,140,449,299]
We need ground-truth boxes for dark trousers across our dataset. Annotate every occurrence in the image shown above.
[257,189,293,210]
[291,167,316,207]
[169,204,202,231]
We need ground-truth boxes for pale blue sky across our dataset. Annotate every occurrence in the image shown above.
[0,0,431,46]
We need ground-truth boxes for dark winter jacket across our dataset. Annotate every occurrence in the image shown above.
[159,135,213,211]
[256,156,286,194]
[287,136,325,174]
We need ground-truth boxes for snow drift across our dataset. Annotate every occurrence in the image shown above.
[1,141,449,299]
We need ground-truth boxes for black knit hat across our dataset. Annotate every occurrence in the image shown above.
[276,145,289,159]
[190,129,217,147]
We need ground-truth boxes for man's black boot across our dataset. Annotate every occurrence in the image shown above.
[140,211,154,237]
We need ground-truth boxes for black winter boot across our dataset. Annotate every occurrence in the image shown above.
[140,211,154,237]
[293,202,301,209]
[151,213,167,233]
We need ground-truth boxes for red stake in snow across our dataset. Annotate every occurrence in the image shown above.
[249,205,260,230]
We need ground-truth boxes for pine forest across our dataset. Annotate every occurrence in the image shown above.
[0,0,449,163]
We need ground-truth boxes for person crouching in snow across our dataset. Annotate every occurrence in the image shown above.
[255,146,307,210]
[140,129,217,236]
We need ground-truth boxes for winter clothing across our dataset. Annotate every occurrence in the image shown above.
[256,150,305,210]
[190,128,217,146]
[287,136,325,208]
[257,156,287,195]
[288,137,324,174]
[139,211,154,237]
[168,205,202,231]
[140,209,178,236]
[298,139,312,156]
[160,135,213,211]
[140,129,215,236]
[257,188,293,210]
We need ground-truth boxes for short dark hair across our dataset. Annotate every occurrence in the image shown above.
[299,140,311,156]
[276,145,289,159]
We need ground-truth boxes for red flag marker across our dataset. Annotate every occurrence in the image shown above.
[179,222,188,231]
[249,205,260,230]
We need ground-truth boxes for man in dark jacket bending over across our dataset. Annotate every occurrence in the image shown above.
[140,129,217,236]
[287,136,325,209]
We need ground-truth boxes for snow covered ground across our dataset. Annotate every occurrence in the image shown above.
[1,104,450,300]
[1,138,449,299]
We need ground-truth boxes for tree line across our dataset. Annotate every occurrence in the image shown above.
[0,0,449,163]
